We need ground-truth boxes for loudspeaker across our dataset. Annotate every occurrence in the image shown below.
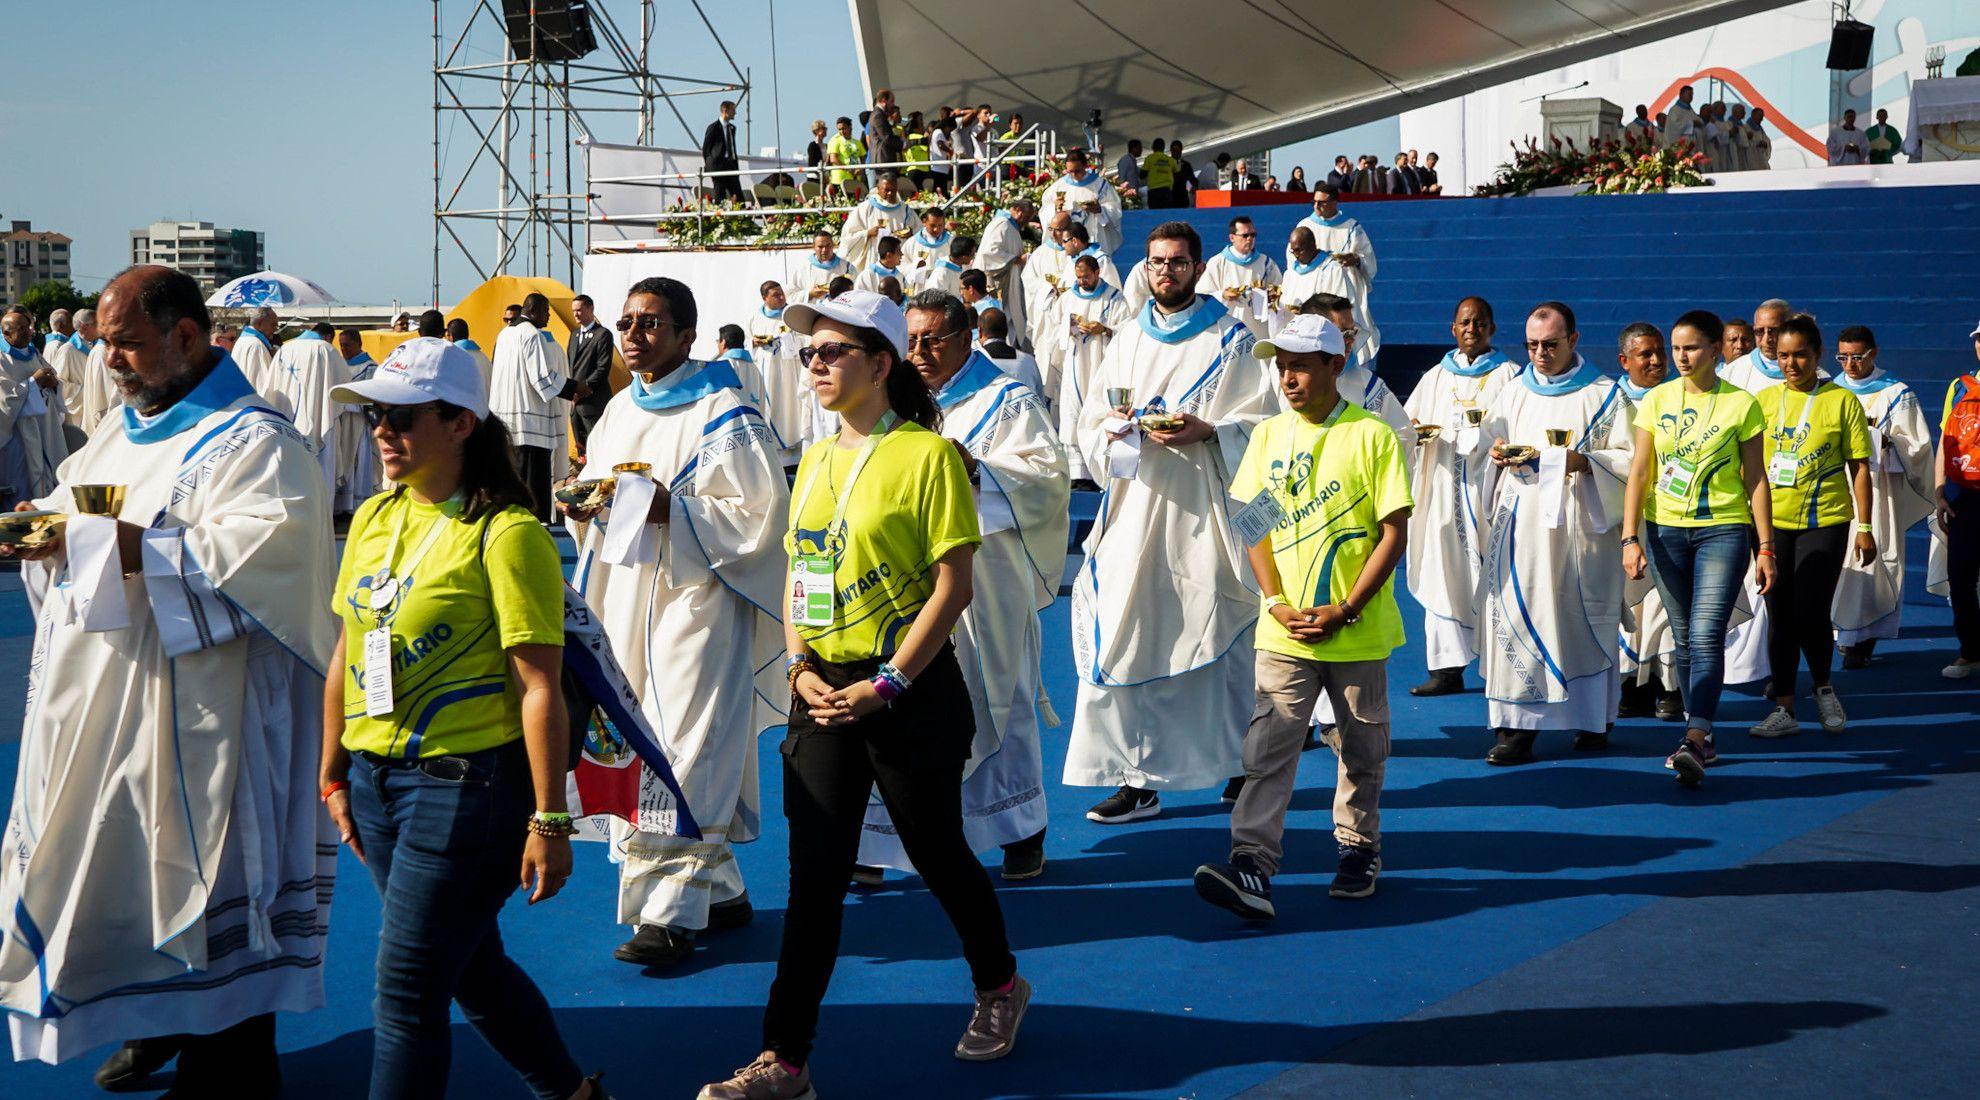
[502,0,597,62]
[1826,19,1874,71]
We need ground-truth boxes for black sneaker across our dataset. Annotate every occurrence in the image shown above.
[1070,478,1102,493]
[851,864,886,887]
[1220,776,1246,804]
[613,924,695,968]
[1330,843,1381,899]
[95,1037,181,1092]
[1409,668,1465,696]
[1655,691,1685,722]
[1572,729,1610,751]
[706,894,754,932]
[1085,785,1160,824]
[1616,681,1654,718]
[1193,855,1275,920]
[1000,830,1046,881]
[1485,728,1537,766]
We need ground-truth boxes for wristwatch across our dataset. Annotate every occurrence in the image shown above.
[1337,603,1361,626]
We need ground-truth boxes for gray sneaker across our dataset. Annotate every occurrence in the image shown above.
[695,1052,816,1100]
[1813,685,1848,733]
[1747,706,1801,738]
[955,973,1031,1061]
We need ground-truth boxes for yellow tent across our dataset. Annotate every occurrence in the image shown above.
[356,275,625,393]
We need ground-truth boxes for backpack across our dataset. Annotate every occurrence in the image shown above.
[1945,374,1980,491]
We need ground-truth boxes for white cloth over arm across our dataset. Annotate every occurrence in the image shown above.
[1834,376,1936,644]
[489,321,572,453]
[1402,354,1513,669]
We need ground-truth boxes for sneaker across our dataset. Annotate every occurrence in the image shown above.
[850,864,885,887]
[613,924,694,968]
[1945,659,1979,680]
[1748,707,1801,738]
[707,894,754,932]
[1667,738,1706,788]
[1193,855,1275,921]
[1572,729,1609,751]
[1409,668,1465,696]
[1813,685,1848,733]
[1485,728,1537,766]
[1000,831,1046,881]
[1655,691,1685,722]
[1330,843,1381,899]
[1086,785,1159,824]
[955,973,1032,1061]
[94,1038,181,1092]
[1220,776,1246,804]
[696,1052,816,1100]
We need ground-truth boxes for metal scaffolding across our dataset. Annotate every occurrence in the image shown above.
[431,0,748,300]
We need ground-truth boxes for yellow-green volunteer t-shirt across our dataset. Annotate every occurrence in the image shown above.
[1230,403,1414,663]
[786,421,982,663]
[1634,377,1767,528]
[1758,381,1871,529]
[334,492,566,760]
[1141,151,1178,191]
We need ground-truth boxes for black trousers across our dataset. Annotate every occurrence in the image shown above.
[1764,523,1849,695]
[710,166,744,203]
[139,1013,279,1095]
[762,645,1016,1064]
[514,444,553,523]
[1948,487,1980,660]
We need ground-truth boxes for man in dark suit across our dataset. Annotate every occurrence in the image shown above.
[1388,152,1420,194]
[702,99,742,203]
[566,293,616,455]
[1327,155,1352,190]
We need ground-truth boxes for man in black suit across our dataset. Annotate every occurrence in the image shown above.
[702,99,742,203]
[566,293,616,455]
[1327,155,1352,190]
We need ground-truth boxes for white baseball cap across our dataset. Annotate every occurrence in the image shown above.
[330,336,490,419]
[783,289,909,360]
[1969,318,1980,339]
[1254,314,1346,359]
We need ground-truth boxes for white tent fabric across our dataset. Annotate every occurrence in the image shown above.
[586,139,804,244]
[846,0,1801,154]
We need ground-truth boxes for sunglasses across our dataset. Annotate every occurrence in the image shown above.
[617,314,683,333]
[798,341,872,367]
[907,330,962,351]
[364,402,443,433]
[1525,338,1564,351]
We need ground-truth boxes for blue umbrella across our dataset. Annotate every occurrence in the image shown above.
[204,270,337,308]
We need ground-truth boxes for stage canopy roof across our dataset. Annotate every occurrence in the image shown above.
[847,0,1800,153]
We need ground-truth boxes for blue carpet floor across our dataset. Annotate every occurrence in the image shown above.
[0,526,1973,1098]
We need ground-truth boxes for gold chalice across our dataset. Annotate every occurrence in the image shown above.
[1106,387,1135,412]
[612,462,653,478]
[72,484,127,518]
[1463,407,1486,427]
[1545,428,1572,448]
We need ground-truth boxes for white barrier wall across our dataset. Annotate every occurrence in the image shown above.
[583,247,818,362]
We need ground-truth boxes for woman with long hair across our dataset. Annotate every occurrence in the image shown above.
[698,291,1026,1100]
[1285,165,1309,193]
[1621,310,1776,788]
[320,338,607,1100]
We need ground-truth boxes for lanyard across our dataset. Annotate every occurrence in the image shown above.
[792,411,898,545]
[1279,399,1348,537]
[1774,385,1818,451]
[1671,382,1722,457]
[368,501,452,615]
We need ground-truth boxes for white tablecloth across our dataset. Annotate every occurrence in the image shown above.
[1909,76,1980,126]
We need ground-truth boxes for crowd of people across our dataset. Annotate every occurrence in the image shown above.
[1622,84,1777,170]
[3,151,1978,1100]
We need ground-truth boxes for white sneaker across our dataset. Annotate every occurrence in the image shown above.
[1813,686,1847,733]
[1944,659,1978,680]
[1747,707,1801,738]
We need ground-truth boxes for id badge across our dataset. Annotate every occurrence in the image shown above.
[1768,451,1798,488]
[1657,456,1698,501]
[791,554,836,627]
[363,625,395,717]
[1231,488,1288,547]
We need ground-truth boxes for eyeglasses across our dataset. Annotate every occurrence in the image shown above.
[798,341,870,367]
[1835,352,1873,364]
[1146,257,1195,272]
[617,314,681,333]
[907,330,962,351]
[365,402,442,433]
[1525,338,1564,352]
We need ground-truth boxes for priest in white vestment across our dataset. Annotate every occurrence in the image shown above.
[746,280,807,465]
[0,267,332,1088]
[902,208,955,282]
[563,276,788,971]
[1039,147,1125,254]
[978,199,1036,349]
[490,292,580,520]
[921,237,975,300]
[1063,229,1122,290]
[789,232,855,303]
[1295,292,1410,454]
[1022,214,1074,354]
[267,324,349,493]
[1065,223,1279,822]
[1121,258,1152,312]
[1477,304,1634,763]
[1284,185,1377,355]
[853,236,909,295]
[333,328,381,513]
[1832,335,1937,666]
[78,334,117,435]
[232,307,281,399]
[1402,297,1515,695]
[1613,323,1684,719]
[1276,227,1382,368]
[1052,257,1132,483]
[41,310,88,432]
[448,318,494,397]
[838,173,914,271]
[1748,109,1774,169]
[2,309,69,504]
[1827,110,1868,166]
[860,292,1069,876]
[1663,87,1702,148]
[1200,215,1283,338]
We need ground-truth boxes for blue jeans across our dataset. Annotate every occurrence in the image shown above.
[1643,522,1750,733]
[350,741,582,1100]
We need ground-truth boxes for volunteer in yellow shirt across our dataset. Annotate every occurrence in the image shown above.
[699,291,1024,1100]
[317,338,605,1100]
[1621,310,1775,788]
[1193,313,1411,923]
[1141,140,1179,208]
[1746,315,1874,738]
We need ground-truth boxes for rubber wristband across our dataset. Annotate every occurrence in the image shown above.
[1855,522,1873,533]
[1264,594,1290,610]
[870,674,902,704]
[1757,548,1776,558]
[320,780,350,802]
[533,811,573,824]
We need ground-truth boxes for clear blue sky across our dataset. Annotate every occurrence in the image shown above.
[8,1,1397,305]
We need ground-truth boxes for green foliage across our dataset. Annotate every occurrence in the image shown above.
[17,280,94,324]
[1474,133,1711,198]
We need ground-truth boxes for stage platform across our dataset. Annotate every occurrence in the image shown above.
[1,523,1974,1098]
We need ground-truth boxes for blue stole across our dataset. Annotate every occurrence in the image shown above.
[868,194,905,213]
[809,256,841,272]
[453,339,482,353]
[935,259,964,274]
[238,326,274,351]
[977,296,1003,313]
[1835,368,1896,396]
[1438,347,1512,379]
[1743,349,1783,381]
[720,347,754,365]
[914,229,952,251]
[298,329,326,342]
[123,355,257,443]
[1137,295,1226,345]
[1073,282,1114,301]
[1288,254,1328,276]
[4,344,34,364]
[760,306,784,321]
[1519,355,1601,397]
[67,333,89,352]
[1618,375,1656,401]
[629,359,742,412]
[42,334,64,352]
[347,352,377,381]
[870,263,902,280]
[934,352,1004,410]
[1062,169,1101,190]
[1217,246,1261,268]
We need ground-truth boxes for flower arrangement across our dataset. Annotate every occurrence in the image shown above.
[1473,133,1711,198]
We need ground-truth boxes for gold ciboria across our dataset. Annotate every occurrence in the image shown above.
[71,484,127,518]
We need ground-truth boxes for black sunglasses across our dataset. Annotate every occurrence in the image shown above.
[798,341,873,368]
[365,402,443,433]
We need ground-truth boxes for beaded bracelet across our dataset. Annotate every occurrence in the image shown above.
[787,654,818,694]
[527,812,578,838]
